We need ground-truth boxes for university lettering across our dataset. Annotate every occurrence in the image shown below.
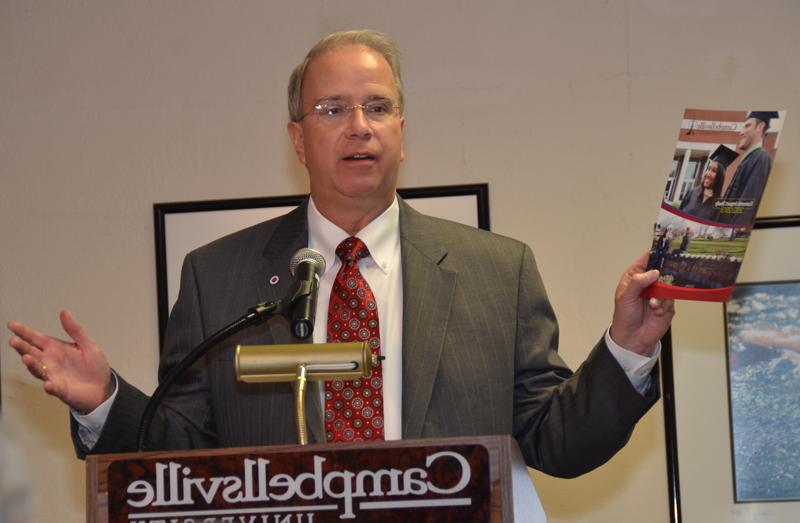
[126,451,471,519]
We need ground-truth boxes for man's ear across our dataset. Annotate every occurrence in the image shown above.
[399,116,405,162]
[287,121,306,165]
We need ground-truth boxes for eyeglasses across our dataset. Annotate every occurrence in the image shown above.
[301,98,400,123]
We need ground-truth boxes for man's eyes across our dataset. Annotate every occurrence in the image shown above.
[311,100,395,121]
[320,104,344,116]
[365,102,392,114]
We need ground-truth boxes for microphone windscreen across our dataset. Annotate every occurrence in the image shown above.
[289,248,327,277]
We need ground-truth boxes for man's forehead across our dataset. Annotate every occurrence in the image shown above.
[302,45,397,98]
[316,94,393,102]
[308,43,382,65]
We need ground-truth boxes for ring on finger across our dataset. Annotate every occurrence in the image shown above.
[41,364,48,380]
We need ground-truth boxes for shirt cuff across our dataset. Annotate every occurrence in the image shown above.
[71,372,119,450]
[605,328,660,395]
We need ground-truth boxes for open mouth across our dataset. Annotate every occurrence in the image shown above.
[343,153,376,161]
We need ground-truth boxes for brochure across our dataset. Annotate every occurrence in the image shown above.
[643,109,786,302]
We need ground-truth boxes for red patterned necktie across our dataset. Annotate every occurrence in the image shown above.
[324,236,384,442]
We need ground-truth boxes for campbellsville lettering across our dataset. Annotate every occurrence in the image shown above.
[125,451,471,519]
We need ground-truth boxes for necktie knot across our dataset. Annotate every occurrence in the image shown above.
[336,236,369,265]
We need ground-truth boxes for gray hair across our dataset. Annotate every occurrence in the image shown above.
[287,29,404,122]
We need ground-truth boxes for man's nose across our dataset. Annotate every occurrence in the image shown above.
[346,106,372,137]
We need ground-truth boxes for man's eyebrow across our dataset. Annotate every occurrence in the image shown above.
[314,94,394,104]
[366,95,393,102]
[314,95,347,104]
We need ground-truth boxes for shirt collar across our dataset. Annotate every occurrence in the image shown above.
[307,196,400,275]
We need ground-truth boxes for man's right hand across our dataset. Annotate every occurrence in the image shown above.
[7,309,114,414]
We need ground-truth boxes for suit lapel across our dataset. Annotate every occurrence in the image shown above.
[250,200,325,444]
[256,201,309,311]
[398,199,458,438]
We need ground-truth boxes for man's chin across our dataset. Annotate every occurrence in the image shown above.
[312,180,395,208]
[338,172,397,196]
[338,185,395,206]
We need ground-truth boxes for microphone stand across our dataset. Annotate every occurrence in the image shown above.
[136,300,283,451]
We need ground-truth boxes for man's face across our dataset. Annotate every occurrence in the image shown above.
[738,117,764,151]
[288,45,405,218]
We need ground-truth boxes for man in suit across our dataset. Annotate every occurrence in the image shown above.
[8,30,673,478]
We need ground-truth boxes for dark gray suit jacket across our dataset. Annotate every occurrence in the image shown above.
[80,198,658,478]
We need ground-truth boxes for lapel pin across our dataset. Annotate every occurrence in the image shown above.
[269,275,280,285]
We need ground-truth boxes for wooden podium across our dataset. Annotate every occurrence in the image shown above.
[86,434,545,522]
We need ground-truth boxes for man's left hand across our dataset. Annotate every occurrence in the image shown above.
[609,251,675,356]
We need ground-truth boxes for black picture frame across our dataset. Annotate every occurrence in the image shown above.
[153,184,490,349]
[662,215,800,522]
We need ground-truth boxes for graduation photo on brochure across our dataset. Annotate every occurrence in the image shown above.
[644,109,787,302]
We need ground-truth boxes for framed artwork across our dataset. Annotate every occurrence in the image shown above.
[662,215,800,522]
[724,280,800,503]
[153,184,490,347]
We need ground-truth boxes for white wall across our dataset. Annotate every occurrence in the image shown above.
[2,1,799,521]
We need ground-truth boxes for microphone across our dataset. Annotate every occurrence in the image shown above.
[287,248,326,339]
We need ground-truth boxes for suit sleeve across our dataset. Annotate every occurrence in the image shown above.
[512,246,659,477]
[77,253,218,456]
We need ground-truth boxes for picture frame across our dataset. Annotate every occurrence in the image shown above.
[153,184,490,348]
[661,215,800,522]
[724,279,800,503]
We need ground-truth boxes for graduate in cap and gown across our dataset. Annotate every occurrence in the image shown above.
[679,144,738,221]
[717,111,779,225]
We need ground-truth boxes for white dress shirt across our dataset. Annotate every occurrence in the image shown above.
[307,196,404,440]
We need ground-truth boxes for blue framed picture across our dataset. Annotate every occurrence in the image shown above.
[725,280,800,502]
[663,215,800,522]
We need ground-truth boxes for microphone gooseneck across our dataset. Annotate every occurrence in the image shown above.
[137,247,328,451]
[137,300,282,451]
